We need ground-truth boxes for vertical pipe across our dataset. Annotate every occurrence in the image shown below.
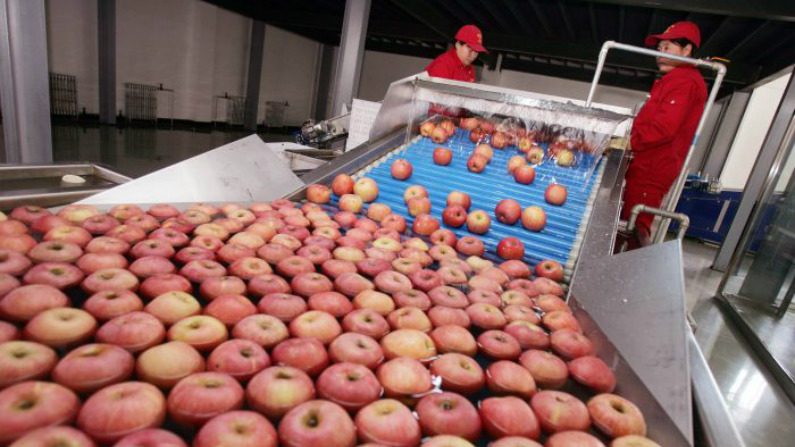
[0,0,53,163]
[330,0,371,117]
[244,20,265,131]
[98,0,116,125]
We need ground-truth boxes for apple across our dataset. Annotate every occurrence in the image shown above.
[246,366,316,418]
[416,391,481,441]
[44,225,92,247]
[328,332,384,369]
[430,325,477,356]
[446,191,471,210]
[420,121,436,137]
[466,210,491,234]
[231,314,288,350]
[354,177,379,203]
[391,159,413,180]
[58,204,99,224]
[433,147,453,166]
[23,307,97,348]
[272,337,329,377]
[521,206,547,232]
[380,214,407,233]
[429,285,468,309]
[353,289,395,316]
[82,214,120,235]
[494,199,522,225]
[489,436,543,447]
[467,289,500,307]
[356,399,421,446]
[428,306,471,328]
[139,273,192,299]
[556,149,575,167]
[466,154,488,173]
[194,411,276,447]
[431,126,449,144]
[474,143,493,162]
[0,249,32,276]
[535,294,570,313]
[380,328,436,361]
[289,310,342,345]
[332,174,355,196]
[27,241,83,264]
[543,311,582,333]
[507,155,527,174]
[545,183,568,206]
[403,185,429,203]
[491,132,509,149]
[512,165,536,185]
[128,256,176,279]
[429,353,485,395]
[499,260,531,279]
[22,262,84,289]
[477,330,521,360]
[82,268,139,294]
[95,311,166,353]
[338,194,364,213]
[0,381,80,445]
[466,303,506,330]
[334,272,375,298]
[486,360,537,399]
[517,348,569,389]
[0,341,57,388]
[52,343,134,393]
[316,362,382,411]
[0,220,27,236]
[407,196,432,217]
[479,396,540,440]
[496,237,525,261]
[203,294,256,327]
[366,203,392,223]
[439,119,456,136]
[610,436,660,447]
[455,237,484,257]
[217,243,256,264]
[76,252,128,274]
[437,266,468,286]
[8,426,98,447]
[535,259,564,282]
[526,147,544,165]
[530,390,591,434]
[144,291,201,325]
[258,293,308,322]
[412,214,440,236]
[567,355,616,394]
[77,381,166,444]
[167,315,228,352]
[135,340,205,389]
[422,435,477,447]
[105,225,147,245]
[10,205,50,225]
[167,371,244,427]
[306,184,332,204]
[460,117,479,130]
[0,234,36,254]
[30,215,69,235]
[175,246,216,264]
[469,127,485,143]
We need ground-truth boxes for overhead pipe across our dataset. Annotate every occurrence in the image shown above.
[585,41,727,243]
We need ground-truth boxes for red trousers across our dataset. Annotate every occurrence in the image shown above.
[621,183,666,239]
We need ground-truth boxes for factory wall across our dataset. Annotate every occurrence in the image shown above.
[45,0,319,126]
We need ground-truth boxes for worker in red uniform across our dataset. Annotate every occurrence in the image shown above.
[426,24,487,82]
[621,21,707,248]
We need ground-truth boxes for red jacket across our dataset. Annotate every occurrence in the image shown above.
[627,65,707,191]
[426,48,475,82]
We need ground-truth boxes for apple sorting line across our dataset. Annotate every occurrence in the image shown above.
[333,129,604,278]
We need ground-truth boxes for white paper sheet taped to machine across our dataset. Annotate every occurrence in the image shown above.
[346,99,382,151]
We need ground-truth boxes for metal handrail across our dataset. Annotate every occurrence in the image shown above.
[585,41,727,243]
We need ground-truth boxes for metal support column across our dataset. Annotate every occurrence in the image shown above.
[714,69,795,271]
[312,44,335,121]
[330,0,370,117]
[0,0,52,164]
[702,92,750,179]
[98,0,116,125]
[244,20,265,131]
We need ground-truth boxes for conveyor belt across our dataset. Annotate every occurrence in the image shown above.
[334,129,605,277]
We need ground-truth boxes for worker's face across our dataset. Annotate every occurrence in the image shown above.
[455,42,479,66]
[656,40,693,73]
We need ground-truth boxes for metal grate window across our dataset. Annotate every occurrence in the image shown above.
[227,96,246,125]
[265,101,288,127]
[49,73,78,117]
[124,82,158,121]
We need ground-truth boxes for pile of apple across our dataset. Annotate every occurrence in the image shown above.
[0,201,657,447]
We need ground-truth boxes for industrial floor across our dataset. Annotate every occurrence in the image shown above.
[3,124,794,446]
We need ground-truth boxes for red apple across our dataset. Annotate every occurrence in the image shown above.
[0,249,32,276]
[404,185,429,203]
[136,340,205,389]
[430,325,477,356]
[139,273,192,299]
[272,337,329,377]
[391,159,413,180]
[167,371,244,427]
[316,362,382,411]
[479,396,540,440]
[144,291,201,325]
[526,147,545,165]
[306,184,332,204]
[494,199,522,225]
[486,359,537,399]
[246,366,316,418]
[456,237,484,257]
[545,183,568,206]
[332,174,355,196]
[568,355,616,394]
[467,154,488,173]
[530,390,591,434]
[354,177,379,203]
[535,259,564,281]
[0,381,80,445]
[355,399,421,446]
[433,147,453,166]
[96,311,166,353]
[44,225,92,247]
[466,210,491,234]
[81,268,139,294]
[412,214,440,236]
[52,343,134,394]
[22,262,84,290]
[9,425,97,447]
[447,191,471,210]
[431,126,449,144]
[77,381,165,444]
[429,353,485,395]
[416,391,482,441]
[496,237,525,261]
[556,149,575,167]
[420,121,436,137]
[24,307,97,349]
[473,143,493,161]
[521,206,547,232]
[194,411,276,447]
[0,341,57,388]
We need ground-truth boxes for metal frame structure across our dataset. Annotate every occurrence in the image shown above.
[585,41,727,244]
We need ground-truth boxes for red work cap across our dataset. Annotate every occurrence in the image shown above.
[645,21,701,48]
[455,24,488,53]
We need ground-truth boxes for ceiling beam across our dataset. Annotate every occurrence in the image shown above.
[698,17,732,56]
[501,0,536,35]
[578,0,795,23]
[588,2,599,43]
[388,0,455,41]
[618,6,625,41]
[450,0,497,30]
[557,1,577,41]
[435,0,474,29]
[528,0,554,38]
[478,0,514,31]
[725,20,772,58]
